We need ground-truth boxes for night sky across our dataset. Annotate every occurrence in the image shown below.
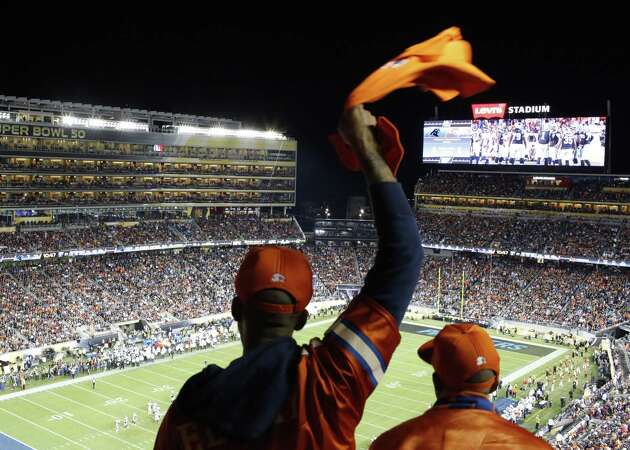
[2,18,628,215]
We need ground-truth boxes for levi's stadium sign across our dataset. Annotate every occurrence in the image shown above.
[471,103,507,119]
[471,103,551,119]
[508,105,551,114]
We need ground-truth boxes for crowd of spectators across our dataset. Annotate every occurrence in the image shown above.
[418,211,628,260]
[0,318,236,388]
[1,216,303,256]
[542,345,630,449]
[0,245,339,354]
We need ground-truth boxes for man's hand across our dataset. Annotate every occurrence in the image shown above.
[338,105,396,184]
[338,105,378,152]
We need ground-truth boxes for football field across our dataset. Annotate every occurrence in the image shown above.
[0,319,564,450]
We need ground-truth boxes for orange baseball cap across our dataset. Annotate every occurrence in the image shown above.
[418,323,500,390]
[235,246,313,314]
[329,116,404,175]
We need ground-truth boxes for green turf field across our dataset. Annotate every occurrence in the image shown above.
[0,320,565,450]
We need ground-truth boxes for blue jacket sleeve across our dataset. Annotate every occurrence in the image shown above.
[360,182,423,324]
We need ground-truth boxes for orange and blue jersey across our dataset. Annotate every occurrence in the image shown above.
[154,182,423,450]
[370,394,552,450]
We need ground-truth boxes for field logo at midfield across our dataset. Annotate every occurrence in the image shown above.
[414,327,527,351]
[400,323,556,357]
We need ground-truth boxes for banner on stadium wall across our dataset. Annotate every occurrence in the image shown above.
[0,252,42,262]
[422,243,630,268]
[0,122,296,151]
[2,239,624,268]
[0,237,306,262]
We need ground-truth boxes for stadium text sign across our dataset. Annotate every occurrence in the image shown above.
[0,123,87,139]
[508,105,551,115]
[0,121,295,151]
[471,103,507,119]
[471,104,551,119]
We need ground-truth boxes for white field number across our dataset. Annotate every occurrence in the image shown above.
[152,385,173,393]
[104,397,128,406]
[48,411,73,421]
[413,370,429,378]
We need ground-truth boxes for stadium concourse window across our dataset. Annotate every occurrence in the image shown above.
[63,163,297,177]
[414,173,630,216]
[0,191,295,207]
[0,136,295,162]
[0,174,295,190]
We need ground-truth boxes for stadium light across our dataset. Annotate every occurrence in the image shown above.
[62,115,87,127]
[116,121,148,131]
[58,116,284,138]
[177,125,203,134]
[176,125,286,140]
[87,118,109,128]
[0,111,10,121]
[62,115,148,132]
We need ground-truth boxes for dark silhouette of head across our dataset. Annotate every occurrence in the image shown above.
[232,246,313,354]
[418,323,500,399]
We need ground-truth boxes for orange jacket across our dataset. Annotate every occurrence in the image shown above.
[371,399,552,450]
[154,297,400,450]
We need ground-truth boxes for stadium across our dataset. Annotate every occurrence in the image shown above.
[1,23,629,450]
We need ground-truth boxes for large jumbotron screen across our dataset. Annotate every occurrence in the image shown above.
[422,117,607,167]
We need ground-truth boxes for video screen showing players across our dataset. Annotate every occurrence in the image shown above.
[423,117,606,167]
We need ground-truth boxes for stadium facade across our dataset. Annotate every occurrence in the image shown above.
[0,95,297,220]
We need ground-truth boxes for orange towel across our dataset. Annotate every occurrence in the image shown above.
[333,26,495,174]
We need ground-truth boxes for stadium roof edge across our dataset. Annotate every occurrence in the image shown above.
[0,94,242,129]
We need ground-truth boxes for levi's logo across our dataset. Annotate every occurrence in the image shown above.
[472,103,507,119]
